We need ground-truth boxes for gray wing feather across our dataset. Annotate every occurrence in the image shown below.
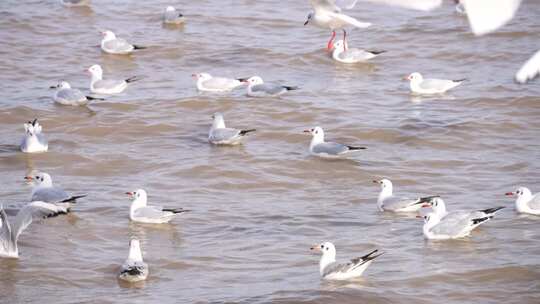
[312,142,348,155]
[420,79,454,90]
[339,49,371,61]
[134,206,168,219]
[252,84,285,95]
[32,187,70,203]
[56,89,87,104]
[529,194,540,210]
[94,79,125,90]
[104,39,133,52]
[382,196,419,210]
[203,77,240,90]
[210,128,241,142]
[431,216,472,236]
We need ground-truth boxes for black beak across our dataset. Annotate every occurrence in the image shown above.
[304,19,309,26]
[49,85,57,89]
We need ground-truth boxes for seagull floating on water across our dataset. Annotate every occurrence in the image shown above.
[118,239,149,282]
[245,76,298,97]
[405,72,466,95]
[87,64,139,94]
[163,6,185,25]
[304,126,366,158]
[331,39,385,63]
[20,119,48,153]
[423,197,506,225]
[506,187,540,215]
[25,171,86,213]
[304,0,371,51]
[208,113,256,145]
[419,203,504,240]
[310,242,382,281]
[51,81,103,106]
[373,179,438,212]
[100,30,145,55]
[126,189,189,224]
[192,73,247,92]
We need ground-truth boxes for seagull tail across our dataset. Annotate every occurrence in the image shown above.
[479,206,505,215]
[347,145,367,151]
[239,129,256,136]
[86,96,105,101]
[60,194,87,203]
[283,86,299,91]
[162,208,190,214]
[125,76,141,83]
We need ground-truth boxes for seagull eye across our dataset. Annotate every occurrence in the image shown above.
[320,245,324,249]
[35,176,39,179]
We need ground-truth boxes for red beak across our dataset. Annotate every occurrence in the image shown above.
[505,192,514,196]
[24,176,33,181]
[303,129,311,133]
[416,215,422,219]
[421,204,430,208]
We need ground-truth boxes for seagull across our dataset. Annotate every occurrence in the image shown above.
[506,187,540,215]
[20,119,48,153]
[61,0,91,7]
[303,126,366,158]
[515,50,540,84]
[118,239,149,282]
[208,113,256,145]
[25,171,86,212]
[87,64,139,95]
[423,197,506,224]
[0,203,60,258]
[192,73,247,92]
[373,179,438,212]
[419,206,504,240]
[50,81,103,106]
[404,72,466,95]
[126,189,189,224]
[331,39,385,63]
[100,30,145,55]
[358,0,521,37]
[304,0,372,51]
[245,76,299,97]
[163,6,185,25]
[310,242,382,281]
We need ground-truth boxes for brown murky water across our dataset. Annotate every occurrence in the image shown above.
[0,0,539,303]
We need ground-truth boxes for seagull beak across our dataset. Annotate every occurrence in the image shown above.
[421,204,431,208]
[416,215,423,219]
[505,192,515,196]
[303,129,311,133]
[49,85,57,89]
[402,75,410,81]
[24,176,33,181]
[372,180,381,184]
[310,244,321,252]
[304,19,309,26]
[125,192,134,198]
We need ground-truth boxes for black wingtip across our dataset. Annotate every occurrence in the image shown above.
[239,129,256,136]
[369,50,387,55]
[283,86,299,91]
[125,76,141,83]
[362,249,384,261]
[86,96,105,101]
[453,78,467,82]
[31,118,38,126]
[162,208,190,214]
[479,206,505,215]
[347,146,367,150]
[416,195,440,204]
[236,77,249,82]
[472,216,492,225]
[133,45,146,50]
[60,194,87,203]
